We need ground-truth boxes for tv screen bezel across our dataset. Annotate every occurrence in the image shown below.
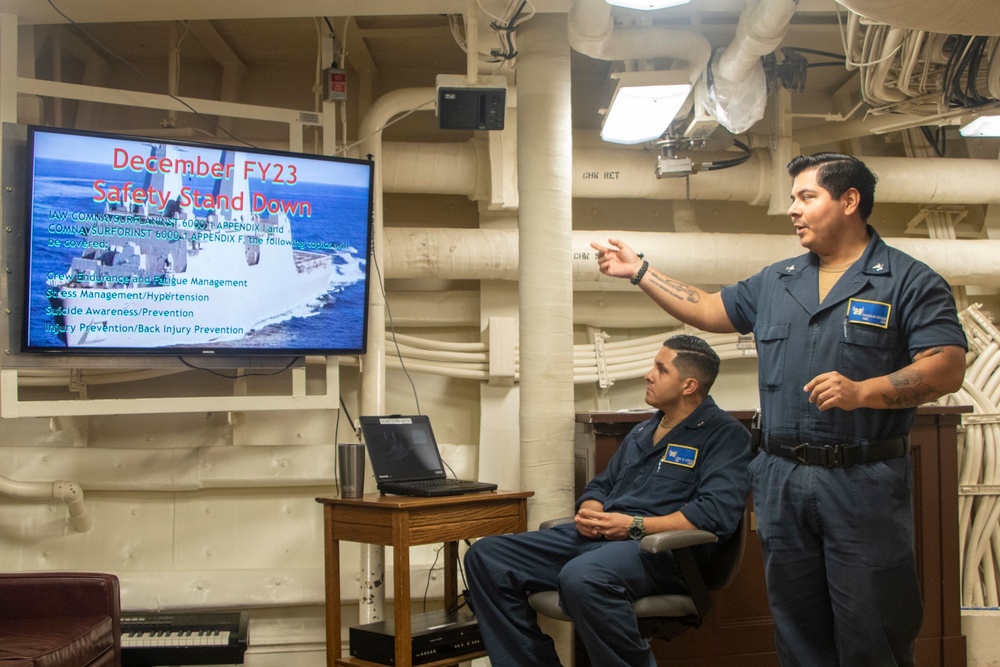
[20,125,374,358]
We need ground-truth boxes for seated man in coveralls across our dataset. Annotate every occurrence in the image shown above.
[464,334,751,667]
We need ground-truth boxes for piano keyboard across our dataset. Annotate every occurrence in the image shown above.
[123,628,231,648]
[121,611,249,666]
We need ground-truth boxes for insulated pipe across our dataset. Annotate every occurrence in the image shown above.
[380,142,1000,207]
[465,0,479,86]
[0,475,91,532]
[355,87,435,626]
[382,141,479,197]
[357,87,436,432]
[382,228,1000,288]
[567,0,711,81]
[570,147,772,204]
[516,15,576,523]
[865,156,1000,205]
[715,0,798,83]
[380,142,771,202]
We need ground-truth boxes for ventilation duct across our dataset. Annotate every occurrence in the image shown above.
[567,0,711,74]
[705,0,797,133]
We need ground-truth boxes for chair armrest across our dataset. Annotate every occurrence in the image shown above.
[0,572,120,621]
[538,516,575,530]
[639,529,718,554]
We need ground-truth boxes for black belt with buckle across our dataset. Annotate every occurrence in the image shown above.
[762,435,909,467]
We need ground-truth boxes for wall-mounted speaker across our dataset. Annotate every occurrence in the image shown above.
[435,75,507,131]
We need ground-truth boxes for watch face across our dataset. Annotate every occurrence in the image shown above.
[628,518,644,540]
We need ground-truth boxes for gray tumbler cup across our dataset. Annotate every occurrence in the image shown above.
[338,443,365,498]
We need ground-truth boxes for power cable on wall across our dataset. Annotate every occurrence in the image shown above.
[371,250,422,416]
[45,0,258,149]
[335,99,435,157]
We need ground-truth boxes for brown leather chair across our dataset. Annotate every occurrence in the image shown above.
[528,509,748,665]
[0,572,121,667]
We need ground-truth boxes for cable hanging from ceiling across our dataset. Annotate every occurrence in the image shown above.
[838,5,1000,116]
[449,0,536,65]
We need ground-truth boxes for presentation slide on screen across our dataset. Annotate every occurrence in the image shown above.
[25,130,372,353]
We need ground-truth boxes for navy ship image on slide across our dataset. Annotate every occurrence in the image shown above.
[42,142,357,350]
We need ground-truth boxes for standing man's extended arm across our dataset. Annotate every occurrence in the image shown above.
[591,238,737,334]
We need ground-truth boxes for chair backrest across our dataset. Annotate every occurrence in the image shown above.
[699,508,748,592]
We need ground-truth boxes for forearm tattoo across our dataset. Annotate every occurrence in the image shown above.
[883,367,939,407]
[647,273,701,303]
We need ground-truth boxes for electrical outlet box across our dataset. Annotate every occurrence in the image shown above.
[324,67,347,102]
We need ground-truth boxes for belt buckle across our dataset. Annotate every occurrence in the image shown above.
[788,443,810,465]
[822,444,843,467]
[788,443,844,467]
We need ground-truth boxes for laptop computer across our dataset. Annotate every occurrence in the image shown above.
[359,415,498,497]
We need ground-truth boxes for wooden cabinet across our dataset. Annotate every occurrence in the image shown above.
[574,407,968,666]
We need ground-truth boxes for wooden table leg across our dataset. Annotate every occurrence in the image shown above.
[394,517,412,667]
[443,541,459,611]
[323,504,341,667]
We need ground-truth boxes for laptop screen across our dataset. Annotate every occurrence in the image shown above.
[360,415,447,483]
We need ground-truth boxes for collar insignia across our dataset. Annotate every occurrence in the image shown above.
[871,262,885,272]
[785,264,796,271]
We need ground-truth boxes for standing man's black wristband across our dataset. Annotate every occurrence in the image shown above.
[630,260,649,285]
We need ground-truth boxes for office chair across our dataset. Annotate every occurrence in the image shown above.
[527,508,748,665]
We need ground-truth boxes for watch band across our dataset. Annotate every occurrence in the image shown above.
[628,515,645,540]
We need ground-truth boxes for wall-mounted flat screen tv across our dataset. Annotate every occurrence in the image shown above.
[21,126,374,356]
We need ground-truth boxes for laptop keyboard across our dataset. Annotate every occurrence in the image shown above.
[397,478,476,488]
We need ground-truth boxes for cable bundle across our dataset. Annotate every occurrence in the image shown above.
[942,304,1000,609]
[840,7,1000,115]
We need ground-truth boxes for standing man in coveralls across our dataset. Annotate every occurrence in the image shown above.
[591,153,967,666]
[465,335,751,667]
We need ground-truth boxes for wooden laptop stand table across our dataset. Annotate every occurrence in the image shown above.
[316,490,533,667]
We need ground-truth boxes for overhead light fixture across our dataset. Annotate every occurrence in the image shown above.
[606,0,692,9]
[600,70,693,145]
[959,115,1000,137]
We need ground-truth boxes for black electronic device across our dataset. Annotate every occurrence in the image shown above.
[349,608,483,665]
[435,74,507,131]
[359,414,498,497]
[121,611,249,666]
[20,125,374,356]
[437,86,506,130]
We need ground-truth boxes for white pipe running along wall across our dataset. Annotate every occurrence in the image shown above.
[381,228,1000,288]
[355,87,437,626]
[379,331,751,384]
[0,475,91,532]
[380,141,1000,207]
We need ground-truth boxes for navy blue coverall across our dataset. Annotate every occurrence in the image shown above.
[720,227,968,666]
[464,397,751,667]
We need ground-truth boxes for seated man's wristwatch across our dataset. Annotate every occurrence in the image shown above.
[627,516,645,540]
